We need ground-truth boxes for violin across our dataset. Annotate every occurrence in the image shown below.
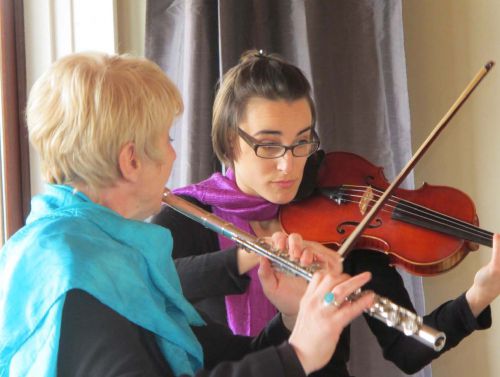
[279,151,493,276]
[279,61,495,276]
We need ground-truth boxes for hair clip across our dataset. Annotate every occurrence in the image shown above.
[255,49,267,58]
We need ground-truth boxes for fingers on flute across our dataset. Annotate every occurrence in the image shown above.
[257,257,279,290]
[326,271,372,306]
[276,232,313,265]
[270,232,288,252]
[258,256,272,275]
[309,271,372,307]
[298,247,314,267]
[290,237,338,269]
[286,233,305,262]
[307,242,343,274]
[270,232,328,268]
[334,289,375,328]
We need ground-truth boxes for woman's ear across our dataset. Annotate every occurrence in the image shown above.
[118,142,141,182]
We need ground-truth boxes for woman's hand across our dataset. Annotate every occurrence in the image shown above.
[236,230,340,275]
[258,232,344,323]
[256,231,371,374]
[289,271,374,375]
[466,233,500,317]
[236,248,261,275]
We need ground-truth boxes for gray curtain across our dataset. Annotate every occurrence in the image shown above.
[146,1,430,377]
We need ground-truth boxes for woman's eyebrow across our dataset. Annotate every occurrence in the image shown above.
[296,126,314,136]
[254,126,313,137]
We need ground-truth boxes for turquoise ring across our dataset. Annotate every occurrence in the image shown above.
[323,291,339,307]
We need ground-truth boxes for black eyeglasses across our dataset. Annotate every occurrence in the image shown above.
[237,128,320,159]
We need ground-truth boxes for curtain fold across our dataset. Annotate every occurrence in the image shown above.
[146,0,221,186]
[146,1,430,377]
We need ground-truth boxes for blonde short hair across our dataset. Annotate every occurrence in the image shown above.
[27,52,182,190]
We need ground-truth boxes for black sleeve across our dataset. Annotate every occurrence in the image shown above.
[152,196,250,301]
[58,289,172,377]
[345,249,492,374]
[58,289,306,377]
[194,312,304,377]
[192,343,303,377]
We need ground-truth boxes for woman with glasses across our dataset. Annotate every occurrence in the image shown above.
[152,50,499,376]
[153,50,322,336]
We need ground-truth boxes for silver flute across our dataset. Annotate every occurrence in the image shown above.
[162,189,446,352]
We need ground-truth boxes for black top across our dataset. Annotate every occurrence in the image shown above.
[57,289,305,377]
[151,195,492,376]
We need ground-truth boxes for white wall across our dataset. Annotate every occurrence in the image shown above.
[116,0,146,56]
[404,1,500,376]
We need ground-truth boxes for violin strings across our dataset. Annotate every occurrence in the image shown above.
[343,185,493,241]
[328,185,493,245]
[339,185,486,236]
[340,185,493,243]
[369,187,492,239]
[336,191,492,245]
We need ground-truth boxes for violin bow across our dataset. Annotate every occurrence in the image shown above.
[336,61,495,258]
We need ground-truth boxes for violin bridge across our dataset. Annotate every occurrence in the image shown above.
[359,186,374,215]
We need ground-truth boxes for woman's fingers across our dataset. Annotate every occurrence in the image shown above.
[304,271,371,311]
[320,271,372,309]
[289,271,373,374]
[270,232,288,253]
[268,232,343,277]
[285,233,304,261]
[270,232,312,263]
[304,241,343,275]
[333,289,375,328]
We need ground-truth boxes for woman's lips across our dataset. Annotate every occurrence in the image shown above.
[272,179,296,189]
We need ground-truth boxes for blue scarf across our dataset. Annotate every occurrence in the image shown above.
[0,185,204,376]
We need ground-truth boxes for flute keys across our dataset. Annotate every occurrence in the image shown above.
[402,316,422,335]
[386,309,401,327]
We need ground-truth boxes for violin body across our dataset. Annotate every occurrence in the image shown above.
[280,152,483,276]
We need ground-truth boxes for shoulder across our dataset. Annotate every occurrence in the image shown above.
[3,215,104,267]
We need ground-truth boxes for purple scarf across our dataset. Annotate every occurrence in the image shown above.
[174,169,278,336]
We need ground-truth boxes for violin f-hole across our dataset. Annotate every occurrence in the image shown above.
[337,218,383,234]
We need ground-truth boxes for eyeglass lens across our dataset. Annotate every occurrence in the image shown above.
[256,142,318,158]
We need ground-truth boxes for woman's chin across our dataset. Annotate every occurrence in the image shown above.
[264,190,297,205]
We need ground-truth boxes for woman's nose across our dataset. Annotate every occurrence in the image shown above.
[277,150,293,174]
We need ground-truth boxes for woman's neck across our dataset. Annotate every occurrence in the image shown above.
[250,218,282,237]
[73,181,138,219]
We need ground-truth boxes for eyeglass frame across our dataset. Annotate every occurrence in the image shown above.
[237,127,320,159]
